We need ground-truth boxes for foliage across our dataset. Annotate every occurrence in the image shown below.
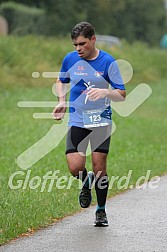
[0,0,166,45]
[112,0,167,45]
[0,35,167,89]
[0,1,45,35]
[39,0,167,46]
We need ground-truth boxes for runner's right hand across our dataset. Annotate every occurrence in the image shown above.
[52,102,66,120]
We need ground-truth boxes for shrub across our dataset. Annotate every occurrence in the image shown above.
[0,1,45,35]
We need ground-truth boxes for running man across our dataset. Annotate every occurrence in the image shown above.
[52,22,126,226]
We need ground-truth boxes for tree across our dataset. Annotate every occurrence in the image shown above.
[111,0,166,45]
[0,0,42,7]
[0,0,166,45]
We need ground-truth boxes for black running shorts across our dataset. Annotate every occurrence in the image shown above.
[66,125,112,155]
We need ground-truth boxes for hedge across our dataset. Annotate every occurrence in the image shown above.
[0,1,45,35]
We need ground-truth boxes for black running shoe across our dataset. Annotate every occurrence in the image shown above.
[94,210,108,227]
[79,171,94,208]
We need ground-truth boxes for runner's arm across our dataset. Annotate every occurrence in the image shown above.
[55,78,67,103]
[105,89,126,102]
[52,79,67,120]
[87,88,126,102]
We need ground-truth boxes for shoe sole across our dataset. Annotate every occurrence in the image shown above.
[94,222,108,227]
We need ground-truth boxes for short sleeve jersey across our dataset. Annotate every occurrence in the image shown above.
[59,50,125,128]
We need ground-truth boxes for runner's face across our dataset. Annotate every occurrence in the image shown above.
[72,35,96,60]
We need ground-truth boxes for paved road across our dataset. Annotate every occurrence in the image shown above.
[1,175,167,252]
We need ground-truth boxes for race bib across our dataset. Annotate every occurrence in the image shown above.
[82,108,111,128]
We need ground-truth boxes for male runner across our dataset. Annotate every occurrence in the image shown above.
[52,22,126,226]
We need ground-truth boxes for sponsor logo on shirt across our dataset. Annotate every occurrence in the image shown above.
[77,66,85,70]
[94,71,104,77]
[74,72,88,76]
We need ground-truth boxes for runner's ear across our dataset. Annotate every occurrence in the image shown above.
[91,35,96,43]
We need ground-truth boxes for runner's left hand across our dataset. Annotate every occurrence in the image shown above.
[87,88,108,101]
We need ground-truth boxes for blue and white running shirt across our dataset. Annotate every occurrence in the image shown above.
[59,50,125,128]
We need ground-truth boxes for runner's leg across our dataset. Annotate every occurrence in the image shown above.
[66,126,93,208]
[92,152,109,210]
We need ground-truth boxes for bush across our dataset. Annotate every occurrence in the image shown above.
[0,1,45,35]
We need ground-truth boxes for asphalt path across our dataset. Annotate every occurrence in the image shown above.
[1,175,167,252]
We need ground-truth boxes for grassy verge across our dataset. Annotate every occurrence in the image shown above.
[0,36,167,245]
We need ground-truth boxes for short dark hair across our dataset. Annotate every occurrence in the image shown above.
[71,22,95,40]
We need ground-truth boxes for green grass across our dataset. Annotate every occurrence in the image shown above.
[0,36,167,245]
